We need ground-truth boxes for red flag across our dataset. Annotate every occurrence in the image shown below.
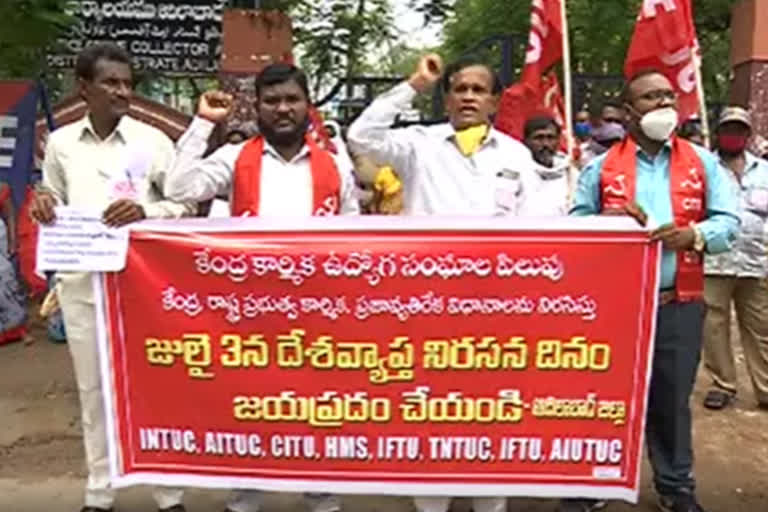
[624,0,700,120]
[495,0,565,141]
[521,0,563,85]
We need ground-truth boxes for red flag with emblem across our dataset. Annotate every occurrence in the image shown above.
[624,0,700,121]
[495,0,566,142]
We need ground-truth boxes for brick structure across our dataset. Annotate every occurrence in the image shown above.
[729,0,768,149]
[219,9,293,139]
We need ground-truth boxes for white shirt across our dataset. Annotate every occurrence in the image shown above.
[533,153,571,216]
[347,82,549,216]
[207,198,231,218]
[165,117,359,216]
[41,114,196,219]
[41,114,196,300]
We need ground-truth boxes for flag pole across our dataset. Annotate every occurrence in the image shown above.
[559,0,575,206]
[693,47,711,147]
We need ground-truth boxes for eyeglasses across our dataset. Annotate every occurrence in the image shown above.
[636,89,678,102]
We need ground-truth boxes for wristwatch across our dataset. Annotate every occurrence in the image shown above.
[690,222,706,252]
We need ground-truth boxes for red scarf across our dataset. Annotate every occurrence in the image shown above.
[601,136,707,301]
[231,135,341,216]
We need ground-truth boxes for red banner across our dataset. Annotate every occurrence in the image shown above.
[496,0,565,142]
[96,217,660,502]
[624,0,700,121]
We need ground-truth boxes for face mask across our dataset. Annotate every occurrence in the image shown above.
[574,122,591,138]
[718,134,749,154]
[639,107,678,141]
[455,124,489,157]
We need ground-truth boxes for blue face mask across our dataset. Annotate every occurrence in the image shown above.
[574,122,592,138]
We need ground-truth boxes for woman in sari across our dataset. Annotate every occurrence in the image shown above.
[0,181,26,343]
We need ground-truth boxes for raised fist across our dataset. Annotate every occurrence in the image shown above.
[198,91,234,123]
[408,53,444,94]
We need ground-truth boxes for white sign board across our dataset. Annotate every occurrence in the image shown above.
[36,207,129,272]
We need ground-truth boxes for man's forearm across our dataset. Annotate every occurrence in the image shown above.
[165,117,221,202]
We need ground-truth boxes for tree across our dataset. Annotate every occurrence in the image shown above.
[435,0,736,108]
[0,0,74,79]
[406,0,454,25]
[265,0,397,97]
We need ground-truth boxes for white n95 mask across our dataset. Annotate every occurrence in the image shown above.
[640,107,678,141]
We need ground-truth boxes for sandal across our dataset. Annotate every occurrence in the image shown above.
[703,389,733,410]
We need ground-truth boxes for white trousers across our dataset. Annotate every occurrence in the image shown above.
[226,491,340,512]
[59,274,184,509]
[413,497,506,512]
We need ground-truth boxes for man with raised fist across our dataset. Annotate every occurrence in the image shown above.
[348,53,558,512]
[165,62,356,512]
[165,63,358,218]
[348,53,549,218]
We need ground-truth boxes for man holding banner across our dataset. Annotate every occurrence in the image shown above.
[30,43,196,512]
[165,62,357,512]
[569,69,738,512]
[348,51,565,512]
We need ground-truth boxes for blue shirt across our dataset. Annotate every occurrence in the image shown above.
[570,142,740,289]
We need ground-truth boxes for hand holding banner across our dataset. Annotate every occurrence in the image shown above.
[96,217,660,503]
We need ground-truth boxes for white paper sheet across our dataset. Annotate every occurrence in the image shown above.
[36,207,129,272]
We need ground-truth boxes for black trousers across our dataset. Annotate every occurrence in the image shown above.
[645,301,705,494]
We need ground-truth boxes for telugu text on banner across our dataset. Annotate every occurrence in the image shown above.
[95,217,660,503]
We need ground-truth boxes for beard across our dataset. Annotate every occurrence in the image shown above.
[260,117,310,147]
[532,148,555,167]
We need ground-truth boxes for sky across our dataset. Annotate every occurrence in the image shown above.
[392,0,442,47]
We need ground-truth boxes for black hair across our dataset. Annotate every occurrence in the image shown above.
[678,119,703,138]
[523,115,561,139]
[75,43,132,81]
[620,68,665,104]
[255,63,310,101]
[441,55,502,95]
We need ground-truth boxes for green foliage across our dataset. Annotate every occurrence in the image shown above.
[293,0,396,95]
[0,0,74,79]
[0,0,738,110]
[437,0,737,107]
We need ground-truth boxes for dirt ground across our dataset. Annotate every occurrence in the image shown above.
[1,305,767,512]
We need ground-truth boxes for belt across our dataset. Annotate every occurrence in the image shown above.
[659,289,677,305]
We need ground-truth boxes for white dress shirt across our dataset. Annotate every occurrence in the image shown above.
[41,114,196,302]
[347,81,555,216]
[533,153,571,216]
[165,117,360,216]
[42,114,196,219]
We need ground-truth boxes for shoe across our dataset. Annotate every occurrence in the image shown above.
[702,389,734,410]
[657,492,705,512]
[159,506,186,512]
[556,499,607,511]
[80,508,113,512]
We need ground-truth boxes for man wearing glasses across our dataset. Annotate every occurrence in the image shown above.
[565,70,739,512]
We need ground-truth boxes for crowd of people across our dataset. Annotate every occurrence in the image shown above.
[1,41,767,512]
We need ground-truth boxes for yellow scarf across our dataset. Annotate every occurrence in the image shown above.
[374,166,401,196]
[454,124,489,157]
